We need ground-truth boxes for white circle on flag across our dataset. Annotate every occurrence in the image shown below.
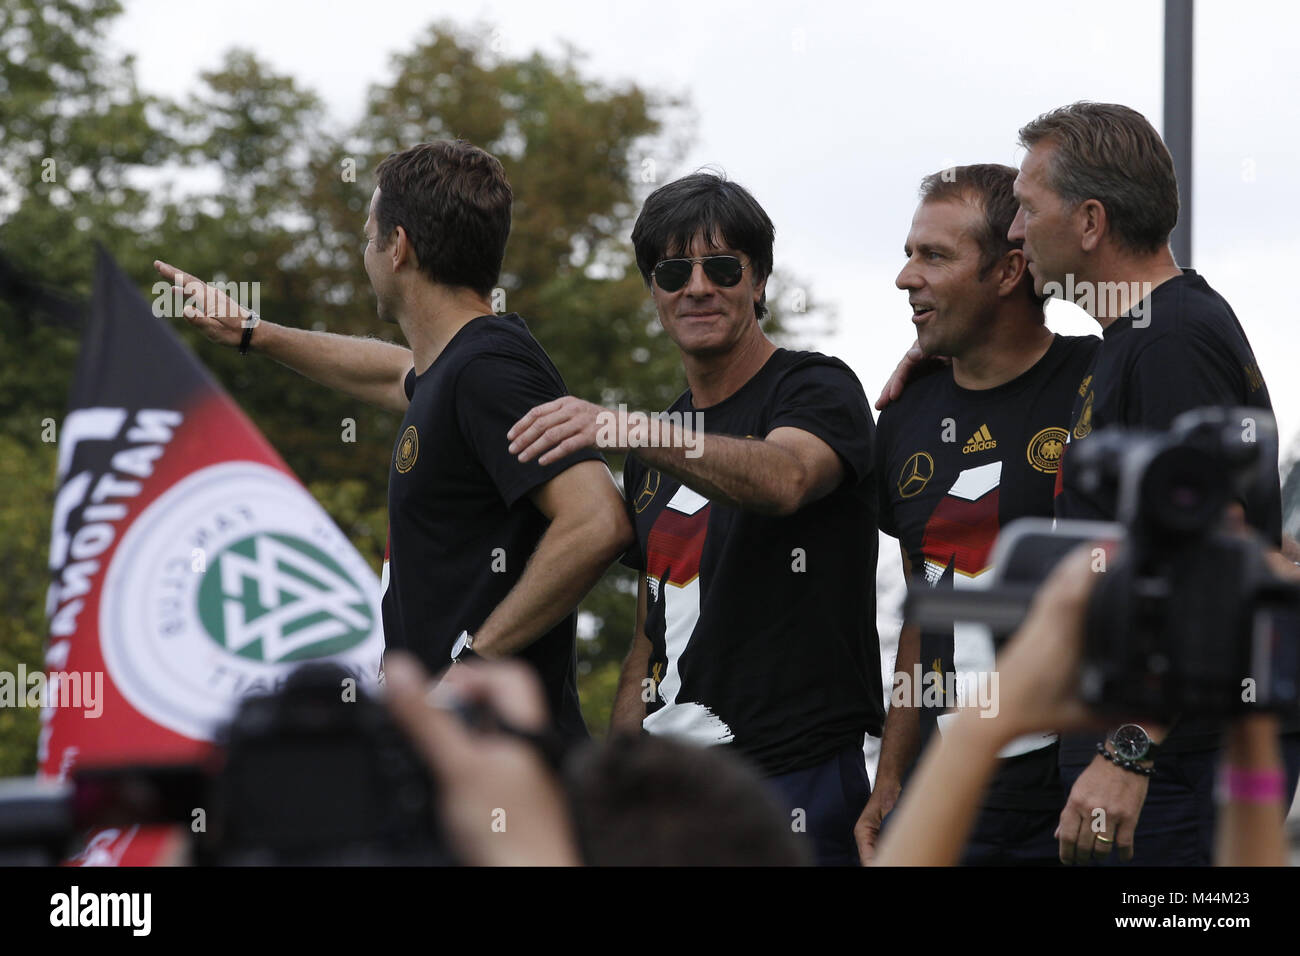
[100,461,384,740]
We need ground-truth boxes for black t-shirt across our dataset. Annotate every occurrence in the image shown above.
[1054,271,1287,759]
[620,349,883,777]
[877,333,1100,810]
[381,314,601,741]
[1056,270,1282,541]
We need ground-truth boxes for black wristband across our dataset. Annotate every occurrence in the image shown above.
[239,312,260,355]
[1096,741,1155,777]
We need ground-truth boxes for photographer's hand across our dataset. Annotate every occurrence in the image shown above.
[383,652,581,867]
[989,545,1106,738]
[876,546,1106,866]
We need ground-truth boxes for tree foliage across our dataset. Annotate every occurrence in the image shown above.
[0,3,826,767]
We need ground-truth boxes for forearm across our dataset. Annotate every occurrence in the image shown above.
[876,625,923,790]
[875,711,1006,866]
[252,320,412,413]
[474,509,629,659]
[610,632,652,733]
[1215,714,1286,866]
[632,425,808,515]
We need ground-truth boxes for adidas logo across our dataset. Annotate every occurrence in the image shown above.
[961,424,997,454]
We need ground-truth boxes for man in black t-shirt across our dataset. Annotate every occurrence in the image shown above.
[383,313,613,739]
[157,141,632,738]
[860,164,1099,865]
[1010,102,1300,865]
[508,172,881,865]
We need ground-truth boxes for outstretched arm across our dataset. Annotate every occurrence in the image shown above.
[154,260,413,413]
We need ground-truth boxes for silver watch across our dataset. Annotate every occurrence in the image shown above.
[1110,723,1158,762]
[450,629,475,664]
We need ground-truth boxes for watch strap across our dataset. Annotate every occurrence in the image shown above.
[239,311,260,355]
[1097,741,1155,777]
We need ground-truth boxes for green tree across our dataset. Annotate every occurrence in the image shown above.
[0,0,181,775]
[0,7,830,767]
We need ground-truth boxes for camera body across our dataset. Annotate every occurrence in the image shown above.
[0,663,452,865]
[906,406,1300,722]
[203,662,449,865]
[1071,407,1298,720]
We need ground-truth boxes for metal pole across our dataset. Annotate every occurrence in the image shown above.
[1164,0,1194,267]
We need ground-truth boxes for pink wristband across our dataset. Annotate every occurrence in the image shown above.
[1219,766,1285,804]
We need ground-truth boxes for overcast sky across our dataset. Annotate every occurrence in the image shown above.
[107,2,1300,785]
[112,0,1300,460]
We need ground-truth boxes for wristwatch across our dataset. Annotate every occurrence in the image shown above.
[1110,723,1160,763]
[450,629,477,665]
[238,311,261,355]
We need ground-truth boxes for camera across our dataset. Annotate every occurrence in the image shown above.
[0,663,452,866]
[907,406,1300,721]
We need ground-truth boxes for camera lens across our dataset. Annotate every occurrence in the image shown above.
[1140,446,1226,535]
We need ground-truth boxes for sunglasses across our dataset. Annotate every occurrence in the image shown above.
[652,255,747,292]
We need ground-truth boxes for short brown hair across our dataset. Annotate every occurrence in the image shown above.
[1018,102,1178,255]
[564,732,809,865]
[918,163,1022,280]
[373,140,512,296]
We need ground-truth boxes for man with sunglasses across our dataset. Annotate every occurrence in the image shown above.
[508,172,883,865]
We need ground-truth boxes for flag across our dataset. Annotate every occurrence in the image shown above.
[41,247,384,863]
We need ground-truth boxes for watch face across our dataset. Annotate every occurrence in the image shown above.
[1112,724,1150,762]
[451,631,469,661]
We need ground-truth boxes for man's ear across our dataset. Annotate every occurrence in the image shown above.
[753,272,768,314]
[390,225,416,270]
[997,249,1030,298]
[1077,199,1106,254]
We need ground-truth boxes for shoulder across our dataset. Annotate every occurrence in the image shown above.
[459,314,548,363]
[877,359,950,419]
[1047,333,1102,380]
[873,358,957,457]
[767,348,870,396]
[1056,332,1102,359]
[452,315,560,388]
[1129,273,1240,352]
[1173,277,1252,358]
[773,348,857,377]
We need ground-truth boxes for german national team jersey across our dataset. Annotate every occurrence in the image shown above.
[1055,269,1286,758]
[1056,269,1281,542]
[382,314,602,742]
[876,333,1099,809]
[620,349,883,778]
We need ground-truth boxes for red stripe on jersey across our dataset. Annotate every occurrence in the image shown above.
[1053,443,1067,500]
[921,489,1000,577]
[646,506,711,585]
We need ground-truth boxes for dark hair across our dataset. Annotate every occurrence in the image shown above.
[373,140,512,296]
[631,171,775,319]
[564,732,809,866]
[918,163,1022,280]
[1018,102,1179,255]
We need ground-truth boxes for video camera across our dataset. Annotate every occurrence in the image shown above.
[907,406,1300,721]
